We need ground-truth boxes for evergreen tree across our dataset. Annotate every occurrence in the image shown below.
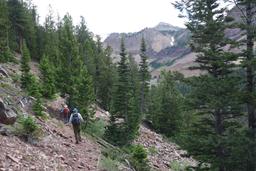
[150,72,182,136]
[57,14,81,95]
[26,75,44,117]
[127,54,141,141]
[0,0,13,63]
[97,46,116,111]
[76,16,96,77]
[93,35,103,97]
[232,1,256,170]
[106,39,142,145]
[57,14,95,122]
[106,37,132,145]
[43,6,59,64]
[139,37,150,116]
[174,0,241,170]
[23,3,37,58]
[39,54,56,98]
[69,67,95,122]
[7,0,36,53]
[20,40,32,89]
[233,0,256,131]
[112,37,130,117]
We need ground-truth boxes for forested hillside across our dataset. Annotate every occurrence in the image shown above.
[1,0,256,171]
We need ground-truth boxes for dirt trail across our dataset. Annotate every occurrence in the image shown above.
[0,118,101,171]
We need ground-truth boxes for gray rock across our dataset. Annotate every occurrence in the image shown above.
[0,66,9,77]
[0,98,17,125]
[0,125,12,136]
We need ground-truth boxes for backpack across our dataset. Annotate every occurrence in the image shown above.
[71,113,80,125]
[63,108,69,116]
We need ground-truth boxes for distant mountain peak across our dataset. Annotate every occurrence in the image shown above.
[153,22,181,32]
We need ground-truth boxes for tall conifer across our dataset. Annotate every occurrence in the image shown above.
[139,37,150,116]
[174,0,241,170]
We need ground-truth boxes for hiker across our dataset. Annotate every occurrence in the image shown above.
[69,108,84,144]
[61,104,70,124]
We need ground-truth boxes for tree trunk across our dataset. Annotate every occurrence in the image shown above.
[19,32,23,52]
[246,2,256,131]
[215,110,225,171]
[140,84,145,114]
[245,3,256,171]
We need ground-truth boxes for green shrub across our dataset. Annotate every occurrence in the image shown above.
[126,145,150,171]
[148,146,158,155]
[170,161,191,171]
[99,156,119,171]
[11,74,20,84]
[83,119,106,138]
[16,116,41,140]
[32,98,45,118]
[0,47,14,63]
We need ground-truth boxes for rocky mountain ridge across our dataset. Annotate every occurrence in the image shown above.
[104,6,252,78]
[104,22,190,65]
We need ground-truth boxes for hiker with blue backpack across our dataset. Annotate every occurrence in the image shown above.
[69,108,84,144]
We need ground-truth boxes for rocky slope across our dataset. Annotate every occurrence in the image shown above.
[0,60,101,170]
[0,57,196,171]
[96,108,197,171]
[0,119,100,170]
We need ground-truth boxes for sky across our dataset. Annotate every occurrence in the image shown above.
[32,0,185,39]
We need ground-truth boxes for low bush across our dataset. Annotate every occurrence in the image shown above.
[82,119,106,138]
[125,145,150,171]
[170,161,191,171]
[15,115,42,141]
[99,156,119,171]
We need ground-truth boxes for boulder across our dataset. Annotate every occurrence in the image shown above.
[0,66,9,77]
[0,98,17,125]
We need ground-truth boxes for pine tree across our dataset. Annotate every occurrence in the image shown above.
[93,36,103,97]
[23,2,37,58]
[57,14,95,122]
[139,37,150,116]
[71,67,95,122]
[97,46,116,111]
[150,72,182,136]
[20,40,32,89]
[234,1,256,130]
[57,14,81,95]
[106,39,142,145]
[27,75,44,117]
[39,54,56,99]
[232,1,256,170]
[106,37,131,145]
[113,37,130,117]
[7,0,36,53]
[127,54,141,141]
[76,16,96,77]
[174,0,241,170]
[43,6,60,64]
[0,0,13,63]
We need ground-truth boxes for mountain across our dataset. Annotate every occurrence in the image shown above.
[103,22,193,78]
[104,22,190,63]
[104,6,251,78]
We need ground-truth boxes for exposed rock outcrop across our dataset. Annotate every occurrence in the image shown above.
[0,66,9,78]
[0,98,17,125]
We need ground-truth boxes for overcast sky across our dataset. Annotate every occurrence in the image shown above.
[32,0,185,39]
